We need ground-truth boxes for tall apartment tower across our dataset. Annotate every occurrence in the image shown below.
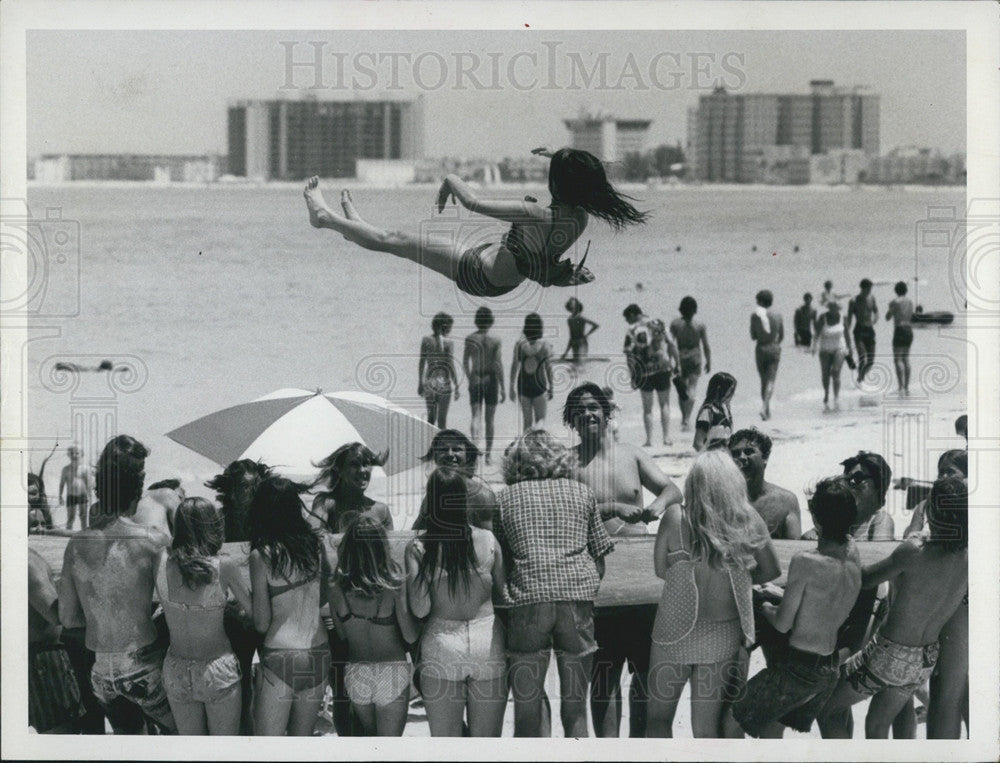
[227,96,425,180]
[689,81,879,182]
[563,114,653,164]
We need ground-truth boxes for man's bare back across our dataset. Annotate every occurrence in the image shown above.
[865,538,968,646]
[59,517,169,652]
[773,546,862,655]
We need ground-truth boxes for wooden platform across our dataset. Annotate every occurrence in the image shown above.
[29,533,898,610]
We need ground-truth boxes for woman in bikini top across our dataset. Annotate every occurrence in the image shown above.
[302,147,648,299]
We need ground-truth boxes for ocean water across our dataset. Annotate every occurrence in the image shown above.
[24,183,967,506]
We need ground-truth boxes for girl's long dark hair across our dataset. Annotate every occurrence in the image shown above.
[703,372,738,405]
[171,497,224,589]
[335,514,402,598]
[548,148,649,231]
[416,468,476,598]
[248,476,321,581]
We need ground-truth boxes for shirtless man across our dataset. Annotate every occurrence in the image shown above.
[750,290,783,421]
[728,428,801,539]
[726,477,862,738]
[885,280,915,395]
[59,445,92,531]
[820,475,968,738]
[847,278,879,384]
[564,382,683,738]
[463,306,505,465]
[132,478,185,537]
[669,296,711,432]
[58,434,177,734]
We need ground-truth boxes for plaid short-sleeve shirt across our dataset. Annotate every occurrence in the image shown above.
[495,478,614,606]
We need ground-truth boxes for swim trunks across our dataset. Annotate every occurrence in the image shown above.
[420,614,506,683]
[162,651,241,704]
[344,660,412,706]
[455,243,517,298]
[638,370,672,393]
[892,325,914,349]
[843,632,939,695]
[678,349,702,379]
[732,645,840,736]
[468,374,499,406]
[90,642,176,732]
[755,344,782,377]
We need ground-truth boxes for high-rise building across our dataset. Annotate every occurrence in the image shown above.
[689,81,879,183]
[227,96,424,180]
[563,114,653,164]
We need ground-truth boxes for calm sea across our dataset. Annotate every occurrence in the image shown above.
[25,183,967,503]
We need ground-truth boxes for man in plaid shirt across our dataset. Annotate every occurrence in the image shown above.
[495,429,614,737]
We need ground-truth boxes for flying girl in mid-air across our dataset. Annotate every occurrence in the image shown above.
[303,147,648,297]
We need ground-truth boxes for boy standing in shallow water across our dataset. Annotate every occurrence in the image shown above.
[819,475,969,738]
[725,477,862,738]
[58,435,177,734]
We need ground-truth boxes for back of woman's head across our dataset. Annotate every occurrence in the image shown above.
[336,514,401,596]
[172,497,224,588]
[312,442,388,491]
[248,475,319,579]
[419,468,475,596]
[679,296,698,320]
[927,475,967,552]
[684,450,768,569]
[523,312,544,342]
[704,372,737,405]
[502,428,575,484]
[548,148,648,231]
[95,434,149,516]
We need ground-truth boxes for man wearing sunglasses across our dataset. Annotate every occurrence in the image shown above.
[841,452,895,541]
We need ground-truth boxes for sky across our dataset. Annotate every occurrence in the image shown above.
[26,29,966,158]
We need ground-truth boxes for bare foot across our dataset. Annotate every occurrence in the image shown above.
[341,189,362,221]
[304,176,335,228]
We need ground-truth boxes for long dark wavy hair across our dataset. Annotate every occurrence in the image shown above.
[171,497,224,589]
[311,442,388,493]
[548,148,649,231]
[248,476,321,581]
[416,469,476,598]
[205,459,273,542]
[335,514,403,598]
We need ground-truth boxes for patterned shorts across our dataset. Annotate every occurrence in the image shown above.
[843,632,939,696]
[91,643,177,732]
[29,643,84,732]
[344,660,412,707]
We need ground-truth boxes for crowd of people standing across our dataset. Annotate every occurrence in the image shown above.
[28,379,968,741]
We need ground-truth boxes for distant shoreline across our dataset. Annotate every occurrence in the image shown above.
[27,179,965,193]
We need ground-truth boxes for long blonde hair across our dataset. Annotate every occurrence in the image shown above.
[684,450,768,570]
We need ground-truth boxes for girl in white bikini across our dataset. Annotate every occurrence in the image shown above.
[303,147,648,297]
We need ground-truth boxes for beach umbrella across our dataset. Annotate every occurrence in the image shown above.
[166,388,438,481]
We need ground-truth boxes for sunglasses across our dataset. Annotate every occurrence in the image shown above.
[846,470,871,486]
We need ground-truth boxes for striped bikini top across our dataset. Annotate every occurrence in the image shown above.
[651,522,755,648]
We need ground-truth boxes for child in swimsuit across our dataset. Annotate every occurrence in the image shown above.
[405,469,508,737]
[303,147,648,298]
[692,372,737,452]
[646,450,779,738]
[248,477,332,736]
[328,515,418,736]
[155,497,252,735]
[560,297,600,364]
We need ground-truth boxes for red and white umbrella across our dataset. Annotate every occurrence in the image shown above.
[166,388,438,481]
